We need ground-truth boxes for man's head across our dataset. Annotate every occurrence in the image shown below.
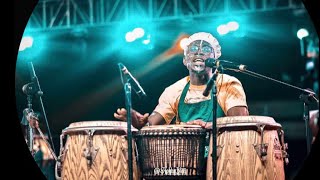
[182,32,221,74]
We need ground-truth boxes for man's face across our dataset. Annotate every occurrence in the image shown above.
[184,40,215,74]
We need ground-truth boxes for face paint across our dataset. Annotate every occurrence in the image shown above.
[186,62,191,69]
[185,40,214,74]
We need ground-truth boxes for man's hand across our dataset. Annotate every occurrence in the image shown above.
[114,108,149,129]
[187,119,211,129]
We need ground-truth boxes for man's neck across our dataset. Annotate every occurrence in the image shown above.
[189,72,210,86]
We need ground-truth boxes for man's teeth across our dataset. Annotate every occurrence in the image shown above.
[194,58,203,62]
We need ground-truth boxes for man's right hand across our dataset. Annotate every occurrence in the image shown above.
[114,108,149,129]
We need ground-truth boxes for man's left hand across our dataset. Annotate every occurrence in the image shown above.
[187,119,211,129]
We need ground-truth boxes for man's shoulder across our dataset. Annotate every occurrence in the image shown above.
[165,76,189,91]
[218,73,242,84]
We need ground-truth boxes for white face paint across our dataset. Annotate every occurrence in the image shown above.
[185,40,215,74]
[186,62,191,69]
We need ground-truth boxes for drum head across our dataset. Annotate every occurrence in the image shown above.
[62,120,138,133]
[140,124,202,131]
[216,116,281,128]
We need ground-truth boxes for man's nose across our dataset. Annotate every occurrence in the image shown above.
[195,47,204,55]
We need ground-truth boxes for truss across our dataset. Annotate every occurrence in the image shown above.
[27,0,305,32]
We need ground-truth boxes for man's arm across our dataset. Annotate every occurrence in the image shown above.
[227,106,249,116]
[114,108,167,129]
[148,112,167,125]
[187,106,249,128]
[114,108,149,129]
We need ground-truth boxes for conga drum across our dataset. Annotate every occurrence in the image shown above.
[207,116,289,180]
[136,125,207,179]
[56,121,140,180]
[33,135,55,162]
[33,135,55,180]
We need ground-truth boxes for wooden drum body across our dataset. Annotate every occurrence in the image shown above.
[33,135,55,162]
[56,121,139,180]
[136,125,207,179]
[207,116,289,180]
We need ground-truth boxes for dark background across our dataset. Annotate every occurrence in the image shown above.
[13,0,319,179]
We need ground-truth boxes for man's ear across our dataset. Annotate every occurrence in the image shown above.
[183,57,187,66]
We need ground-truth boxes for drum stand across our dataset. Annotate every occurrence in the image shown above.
[225,66,319,155]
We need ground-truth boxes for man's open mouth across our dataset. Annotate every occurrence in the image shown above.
[192,58,204,63]
[191,58,205,72]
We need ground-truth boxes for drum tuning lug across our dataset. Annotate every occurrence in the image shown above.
[58,149,67,164]
[253,143,268,162]
[83,147,100,166]
[279,129,289,165]
[282,143,289,165]
[261,155,267,161]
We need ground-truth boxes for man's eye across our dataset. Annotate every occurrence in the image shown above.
[202,47,212,53]
[189,46,198,52]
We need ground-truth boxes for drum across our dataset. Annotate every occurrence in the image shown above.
[136,125,207,179]
[206,116,289,180]
[33,135,56,180]
[33,135,55,162]
[56,121,140,180]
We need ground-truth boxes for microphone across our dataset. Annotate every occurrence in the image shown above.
[24,62,43,96]
[202,68,220,97]
[22,82,38,95]
[203,77,215,97]
[205,58,247,71]
[118,63,147,98]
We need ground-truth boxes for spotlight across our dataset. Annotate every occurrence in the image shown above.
[19,36,33,51]
[297,28,309,40]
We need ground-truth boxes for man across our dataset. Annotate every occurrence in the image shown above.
[294,109,319,180]
[114,32,249,128]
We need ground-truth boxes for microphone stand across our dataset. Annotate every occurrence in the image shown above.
[203,66,221,180]
[29,63,57,156]
[21,93,35,155]
[125,83,133,180]
[21,82,58,161]
[300,93,314,154]
[210,68,219,180]
[227,67,319,155]
[119,64,133,180]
